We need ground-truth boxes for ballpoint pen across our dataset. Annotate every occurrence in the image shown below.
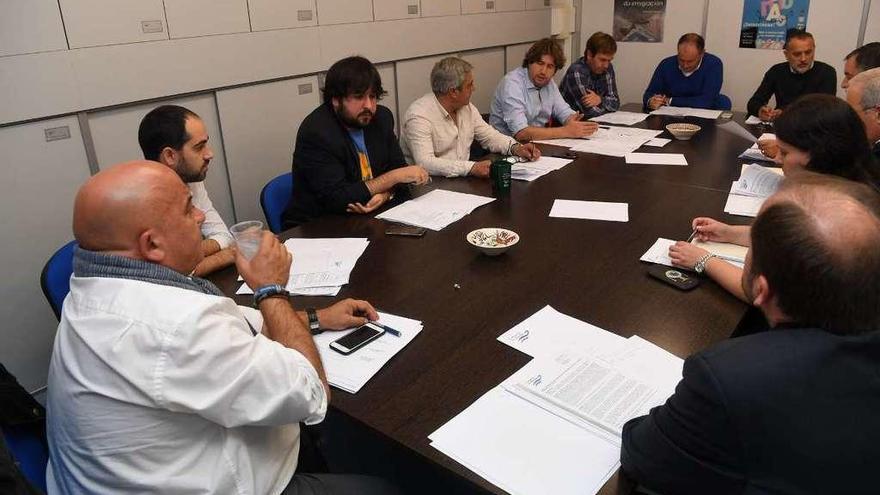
[686,229,699,242]
[371,321,402,337]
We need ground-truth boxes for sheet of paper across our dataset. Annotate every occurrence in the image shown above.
[738,133,777,162]
[744,115,763,124]
[237,284,342,296]
[624,153,688,166]
[724,183,767,217]
[549,199,629,222]
[589,111,649,126]
[375,189,495,231]
[717,120,758,143]
[691,239,748,263]
[511,156,573,181]
[532,138,589,148]
[568,126,662,157]
[732,163,783,198]
[429,387,620,495]
[312,312,423,393]
[599,336,683,396]
[497,305,625,358]
[644,137,671,147]
[650,106,723,119]
[639,238,676,268]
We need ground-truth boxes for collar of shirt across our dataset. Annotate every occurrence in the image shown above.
[789,61,815,74]
[432,93,455,121]
[679,56,703,77]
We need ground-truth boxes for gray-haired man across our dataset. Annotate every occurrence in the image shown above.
[401,57,540,178]
[846,67,880,159]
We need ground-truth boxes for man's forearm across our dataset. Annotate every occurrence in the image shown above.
[192,250,234,277]
[514,126,569,142]
[364,170,400,195]
[260,298,330,398]
[201,239,221,256]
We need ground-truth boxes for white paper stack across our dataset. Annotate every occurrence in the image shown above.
[511,156,573,181]
[237,238,370,296]
[738,133,777,162]
[571,126,663,157]
[724,164,784,217]
[744,115,763,125]
[549,199,629,222]
[313,312,423,393]
[429,306,684,495]
[639,237,677,267]
[375,189,495,231]
[589,111,649,126]
[650,106,723,119]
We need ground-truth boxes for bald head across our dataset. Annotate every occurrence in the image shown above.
[748,173,880,333]
[73,160,204,273]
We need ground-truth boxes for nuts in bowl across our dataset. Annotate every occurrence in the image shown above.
[467,228,520,256]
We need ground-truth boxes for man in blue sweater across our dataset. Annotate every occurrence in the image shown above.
[643,33,730,111]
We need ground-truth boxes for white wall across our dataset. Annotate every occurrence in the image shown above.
[866,0,880,43]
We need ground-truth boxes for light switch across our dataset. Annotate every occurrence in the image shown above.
[44,126,71,142]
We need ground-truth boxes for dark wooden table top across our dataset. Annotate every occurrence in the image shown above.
[211,109,764,495]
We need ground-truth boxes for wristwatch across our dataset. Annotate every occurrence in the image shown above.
[306,307,323,335]
[253,284,290,307]
[694,253,717,274]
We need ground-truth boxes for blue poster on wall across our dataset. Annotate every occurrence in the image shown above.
[739,0,810,49]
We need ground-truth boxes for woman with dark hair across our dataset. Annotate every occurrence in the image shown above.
[666,93,880,302]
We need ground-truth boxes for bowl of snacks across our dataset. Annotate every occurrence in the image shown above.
[665,123,701,140]
[466,228,520,256]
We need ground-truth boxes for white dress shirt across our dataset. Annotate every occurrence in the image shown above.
[401,93,517,177]
[189,181,233,249]
[46,276,327,494]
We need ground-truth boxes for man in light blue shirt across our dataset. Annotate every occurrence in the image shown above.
[490,37,598,142]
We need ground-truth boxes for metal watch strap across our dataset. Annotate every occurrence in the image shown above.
[694,253,717,274]
[253,284,289,307]
[306,307,322,335]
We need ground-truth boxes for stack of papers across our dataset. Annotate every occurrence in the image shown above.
[534,126,662,157]
[549,199,629,222]
[511,156,573,181]
[624,152,688,166]
[429,306,683,495]
[640,237,746,270]
[724,163,784,217]
[375,189,494,231]
[314,312,423,393]
[238,238,370,296]
[589,111,649,126]
[650,106,723,119]
[738,133,776,162]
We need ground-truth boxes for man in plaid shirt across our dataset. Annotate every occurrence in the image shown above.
[560,32,620,118]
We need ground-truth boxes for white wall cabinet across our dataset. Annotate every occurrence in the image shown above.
[59,0,169,49]
[396,54,451,123]
[526,0,551,10]
[217,76,320,223]
[163,0,251,39]
[462,0,495,15]
[495,0,526,13]
[421,0,460,17]
[374,0,422,21]
[249,0,318,31]
[0,117,92,392]
[316,0,374,25]
[0,0,68,57]
[461,47,505,112]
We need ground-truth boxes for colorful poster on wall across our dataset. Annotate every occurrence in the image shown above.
[612,0,666,43]
[739,0,810,49]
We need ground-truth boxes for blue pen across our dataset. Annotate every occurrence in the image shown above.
[371,321,402,337]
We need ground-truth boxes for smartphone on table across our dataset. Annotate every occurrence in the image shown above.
[385,224,427,237]
[329,322,385,355]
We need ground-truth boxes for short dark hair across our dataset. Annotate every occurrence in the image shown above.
[138,105,199,161]
[322,56,386,104]
[677,33,705,52]
[750,174,880,334]
[522,37,566,71]
[585,32,617,56]
[773,94,880,189]
[784,29,813,49]
[846,42,880,71]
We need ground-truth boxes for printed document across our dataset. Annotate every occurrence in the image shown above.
[549,199,629,222]
[650,106,722,119]
[624,152,688,166]
[376,189,495,231]
[511,156,573,181]
[589,111,649,126]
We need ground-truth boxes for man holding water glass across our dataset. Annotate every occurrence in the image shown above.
[46,161,397,494]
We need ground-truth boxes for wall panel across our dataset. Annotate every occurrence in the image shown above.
[316,0,374,25]
[164,0,251,39]
[59,0,169,49]
[249,0,318,31]
[0,0,67,57]
[461,47,506,112]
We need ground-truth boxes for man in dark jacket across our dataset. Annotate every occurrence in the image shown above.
[282,56,428,228]
[621,172,880,494]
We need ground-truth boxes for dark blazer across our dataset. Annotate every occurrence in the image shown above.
[621,327,880,495]
[282,103,406,228]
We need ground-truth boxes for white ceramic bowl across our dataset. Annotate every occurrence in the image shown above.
[665,123,701,140]
[466,228,520,256]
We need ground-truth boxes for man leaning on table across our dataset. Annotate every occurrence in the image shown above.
[746,29,836,122]
[560,31,620,118]
[643,33,730,111]
[401,56,540,178]
[621,172,880,494]
[489,37,599,141]
[281,56,429,229]
[46,160,400,494]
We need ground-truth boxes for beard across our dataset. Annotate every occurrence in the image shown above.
[336,106,374,129]
[174,157,208,183]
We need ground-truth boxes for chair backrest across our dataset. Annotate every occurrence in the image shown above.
[40,240,77,321]
[1,424,48,493]
[260,172,293,234]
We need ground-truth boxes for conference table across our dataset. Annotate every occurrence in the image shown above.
[211,108,766,494]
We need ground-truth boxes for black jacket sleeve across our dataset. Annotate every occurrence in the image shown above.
[747,68,776,117]
[818,64,838,96]
[620,354,745,495]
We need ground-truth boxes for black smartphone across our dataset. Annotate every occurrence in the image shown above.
[647,264,700,291]
[385,224,427,237]
[329,323,385,355]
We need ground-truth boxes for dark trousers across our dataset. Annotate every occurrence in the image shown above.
[282,473,402,495]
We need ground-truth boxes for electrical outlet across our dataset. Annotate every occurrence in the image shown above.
[297,10,313,21]
[298,83,313,95]
[141,20,164,34]
[407,4,419,14]
[44,126,71,142]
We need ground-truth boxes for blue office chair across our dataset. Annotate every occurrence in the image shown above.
[715,94,733,111]
[1,423,49,493]
[260,172,293,234]
[40,240,77,321]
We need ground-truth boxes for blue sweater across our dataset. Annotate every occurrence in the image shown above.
[642,53,724,110]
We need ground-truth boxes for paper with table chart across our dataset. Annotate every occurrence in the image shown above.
[312,312,423,393]
[535,126,663,157]
[738,133,777,162]
[650,106,723,119]
[430,307,683,495]
[510,156,573,181]
[550,199,629,222]
[624,152,688,166]
[732,163,783,198]
[589,110,649,126]
[375,189,494,231]
[717,120,758,143]
[237,238,369,295]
